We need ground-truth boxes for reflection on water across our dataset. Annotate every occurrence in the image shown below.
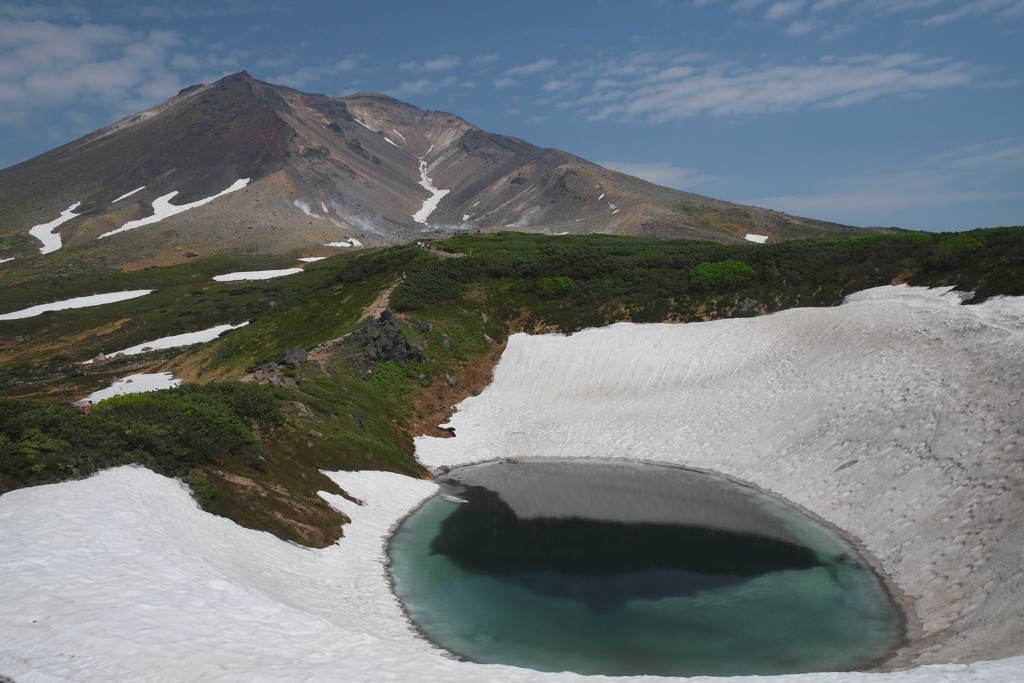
[433,485,822,607]
[389,459,902,677]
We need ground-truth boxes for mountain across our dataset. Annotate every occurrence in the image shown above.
[0,72,865,269]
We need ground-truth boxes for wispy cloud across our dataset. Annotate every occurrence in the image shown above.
[505,59,557,76]
[387,76,459,98]
[0,15,235,125]
[399,55,461,72]
[744,138,1024,225]
[599,161,716,189]
[766,0,806,20]
[269,58,360,89]
[582,52,978,122]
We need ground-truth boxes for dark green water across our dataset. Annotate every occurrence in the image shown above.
[388,459,902,677]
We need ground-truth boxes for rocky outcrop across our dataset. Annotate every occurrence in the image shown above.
[347,308,427,379]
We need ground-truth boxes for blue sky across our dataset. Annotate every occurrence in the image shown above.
[0,0,1021,231]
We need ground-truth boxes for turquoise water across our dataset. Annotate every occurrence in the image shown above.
[388,459,902,677]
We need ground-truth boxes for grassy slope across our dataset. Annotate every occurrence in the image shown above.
[2,227,1022,545]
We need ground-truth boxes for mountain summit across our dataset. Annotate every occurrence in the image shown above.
[0,72,862,267]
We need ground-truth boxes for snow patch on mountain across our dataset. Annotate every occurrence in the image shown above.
[111,187,145,203]
[0,290,153,320]
[325,237,363,248]
[745,234,769,243]
[98,179,250,239]
[82,322,249,363]
[29,202,81,254]
[80,372,181,404]
[413,159,450,224]
[213,267,303,282]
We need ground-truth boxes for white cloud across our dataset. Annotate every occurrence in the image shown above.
[471,54,499,66]
[786,18,821,33]
[0,17,229,125]
[269,58,360,89]
[400,55,460,72]
[542,79,577,93]
[505,58,557,76]
[766,0,806,20]
[599,161,716,189]
[387,76,458,99]
[585,53,978,122]
[494,77,518,88]
[921,0,1024,25]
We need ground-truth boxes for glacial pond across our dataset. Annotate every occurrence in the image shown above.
[387,459,902,677]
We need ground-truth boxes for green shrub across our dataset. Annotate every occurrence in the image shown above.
[929,233,986,269]
[537,276,575,299]
[0,382,281,493]
[689,259,756,290]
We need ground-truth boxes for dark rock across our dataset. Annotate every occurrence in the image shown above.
[737,298,759,313]
[185,251,199,258]
[379,308,394,322]
[446,373,458,388]
[283,348,307,368]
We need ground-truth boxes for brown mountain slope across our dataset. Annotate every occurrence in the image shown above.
[0,72,866,269]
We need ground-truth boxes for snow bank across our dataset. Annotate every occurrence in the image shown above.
[4,466,1022,683]
[0,290,153,321]
[745,233,769,243]
[99,179,250,239]
[3,285,1023,682]
[213,268,303,282]
[298,256,327,262]
[417,284,1024,670]
[0,257,14,264]
[83,322,248,362]
[81,372,181,404]
[28,202,80,254]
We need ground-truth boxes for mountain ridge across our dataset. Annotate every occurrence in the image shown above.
[0,71,868,270]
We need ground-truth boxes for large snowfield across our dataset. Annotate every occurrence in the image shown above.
[2,285,1023,683]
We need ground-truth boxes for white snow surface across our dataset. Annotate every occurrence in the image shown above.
[213,268,303,282]
[81,372,181,404]
[99,179,250,238]
[745,233,770,243]
[298,256,327,262]
[83,322,248,362]
[28,202,80,254]
[0,257,14,264]
[3,285,1024,682]
[111,186,145,203]
[0,290,153,320]
[325,237,363,248]
[413,159,450,224]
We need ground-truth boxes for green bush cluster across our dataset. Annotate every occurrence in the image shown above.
[537,276,575,299]
[0,382,281,495]
[688,260,756,290]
